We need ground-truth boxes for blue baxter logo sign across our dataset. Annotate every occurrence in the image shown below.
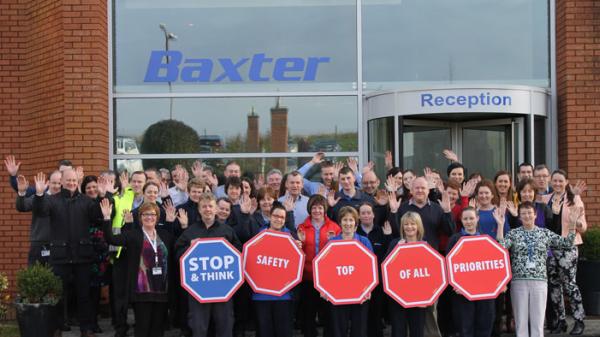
[144,50,331,83]
[180,238,244,303]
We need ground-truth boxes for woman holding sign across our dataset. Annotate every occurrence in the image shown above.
[447,207,495,337]
[100,199,174,337]
[494,201,581,337]
[297,194,341,337]
[328,206,374,337]
[387,211,427,337]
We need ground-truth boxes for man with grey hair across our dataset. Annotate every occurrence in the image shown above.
[266,168,283,193]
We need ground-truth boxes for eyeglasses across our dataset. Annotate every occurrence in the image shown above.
[142,213,157,218]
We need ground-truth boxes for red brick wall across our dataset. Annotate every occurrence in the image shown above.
[556,0,600,226]
[0,0,108,302]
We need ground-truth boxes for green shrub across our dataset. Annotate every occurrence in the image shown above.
[16,263,62,305]
[581,227,600,261]
[140,119,201,170]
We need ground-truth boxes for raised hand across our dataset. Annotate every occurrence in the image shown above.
[327,190,340,208]
[551,194,563,215]
[492,207,505,227]
[250,197,258,214]
[346,157,358,174]
[375,190,389,206]
[442,149,459,162]
[388,191,400,213]
[385,175,398,192]
[191,160,203,178]
[177,209,189,229]
[254,173,265,190]
[311,152,325,165]
[297,228,306,242]
[76,166,85,184]
[100,198,113,220]
[104,175,117,194]
[175,167,189,192]
[239,196,252,214]
[461,179,477,197]
[207,173,219,190]
[424,167,435,188]
[283,195,295,212]
[317,185,327,197]
[97,175,107,197]
[439,189,451,213]
[468,198,480,210]
[4,155,21,176]
[164,199,177,222]
[503,200,518,217]
[382,221,392,235]
[332,161,344,180]
[571,180,587,196]
[568,206,583,231]
[119,170,129,191]
[361,161,375,175]
[159,181,170,199]
[34,172,48,196]
[384,151,393,170]
[17,175,28,194]
[123,209,133,223]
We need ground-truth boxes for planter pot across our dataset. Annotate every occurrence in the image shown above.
[577,259,600,315]
[15,302,58,337]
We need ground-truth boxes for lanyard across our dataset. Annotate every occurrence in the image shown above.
[143,229,159,265]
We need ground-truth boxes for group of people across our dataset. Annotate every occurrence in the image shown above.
[4,149,589,337]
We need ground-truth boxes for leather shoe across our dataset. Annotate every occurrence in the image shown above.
[60,324,71,332]
[570,321,585,335]
[550,320,567,334]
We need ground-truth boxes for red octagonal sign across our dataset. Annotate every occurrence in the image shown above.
[243,230,305,296]
[446,235,512,301]
[382,242,447,308]
[313,240,378,305]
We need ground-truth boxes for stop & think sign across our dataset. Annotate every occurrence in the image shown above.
[313,240,378,305]
[446,235,511,301]
[382,242,447,308]
[243,230,305,296]
[180,238,244,303]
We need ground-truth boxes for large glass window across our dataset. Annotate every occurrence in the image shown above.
[114,96,358,154]
[113,0,357,93]
[362,0,550,90]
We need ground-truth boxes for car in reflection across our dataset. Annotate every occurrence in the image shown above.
[310,139,342,152]
[199,135,223,153]
[116,136,144,173]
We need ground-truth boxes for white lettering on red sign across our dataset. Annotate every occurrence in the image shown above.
[452,259,505,273]
[399,268,431,279]
[336,265,355,276]
[256,255,290,269]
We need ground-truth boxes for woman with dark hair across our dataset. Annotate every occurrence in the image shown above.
[241,176,257,199]
[473,180,508,237]
[245,187,295,239]
[129,181,171,232]
[543,170,587,335]
[508,178,555,230]
[297,194,341,337]
[101,200,174,337]
[493,170,515,203]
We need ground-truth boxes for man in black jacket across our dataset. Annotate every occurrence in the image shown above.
[33,169,102,337]
[175,192,242,337]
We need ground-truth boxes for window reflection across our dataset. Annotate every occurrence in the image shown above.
[115,96,358,154]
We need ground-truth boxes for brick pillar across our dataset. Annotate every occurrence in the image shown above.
[556,0,600,224]
[247,107,259,152]
[0,0,109,305]
[270,99,289,171]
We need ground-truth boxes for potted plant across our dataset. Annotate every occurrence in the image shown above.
[15,262,62,337]
[577,227,600,315]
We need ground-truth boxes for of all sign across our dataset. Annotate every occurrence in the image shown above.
[382,242,447,308]
[243,230,305,296]
[180,238,244,303]
[313,240,378,305]
[446,235,512,301]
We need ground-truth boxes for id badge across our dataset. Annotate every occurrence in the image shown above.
[526,261,536,269]
[152,267,163,276]
[41,249,50,257]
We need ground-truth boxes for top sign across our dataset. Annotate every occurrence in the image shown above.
[243,230,305,296]
[180,238,244,303]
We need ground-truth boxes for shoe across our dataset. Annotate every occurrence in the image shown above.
[550,320,567,334]
[60,324,71,332]
[80,331,96,337]
[570,321,585,335]
[92,325,103,334]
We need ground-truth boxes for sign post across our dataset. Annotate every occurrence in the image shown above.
[243,230,304,296]
[180,238,244,303]
[313,240,378,305]
[446,235,511,300]
[382,242,447,308]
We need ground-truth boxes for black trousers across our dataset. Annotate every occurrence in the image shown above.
[438,287,458,337]
[188,297,234,337]
[367,285,385,337]
[110,255,129,334]
[452,294,495,337]
[90,285,101,328]
[301,281,332,337]
[330,302,369,337]
[389,301,426,337]
[254,300,293,337]
[52,263,93,332]
[133,301,168,337]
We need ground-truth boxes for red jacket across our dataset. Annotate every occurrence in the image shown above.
[439,196,469,253]
[298,216,341,281]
